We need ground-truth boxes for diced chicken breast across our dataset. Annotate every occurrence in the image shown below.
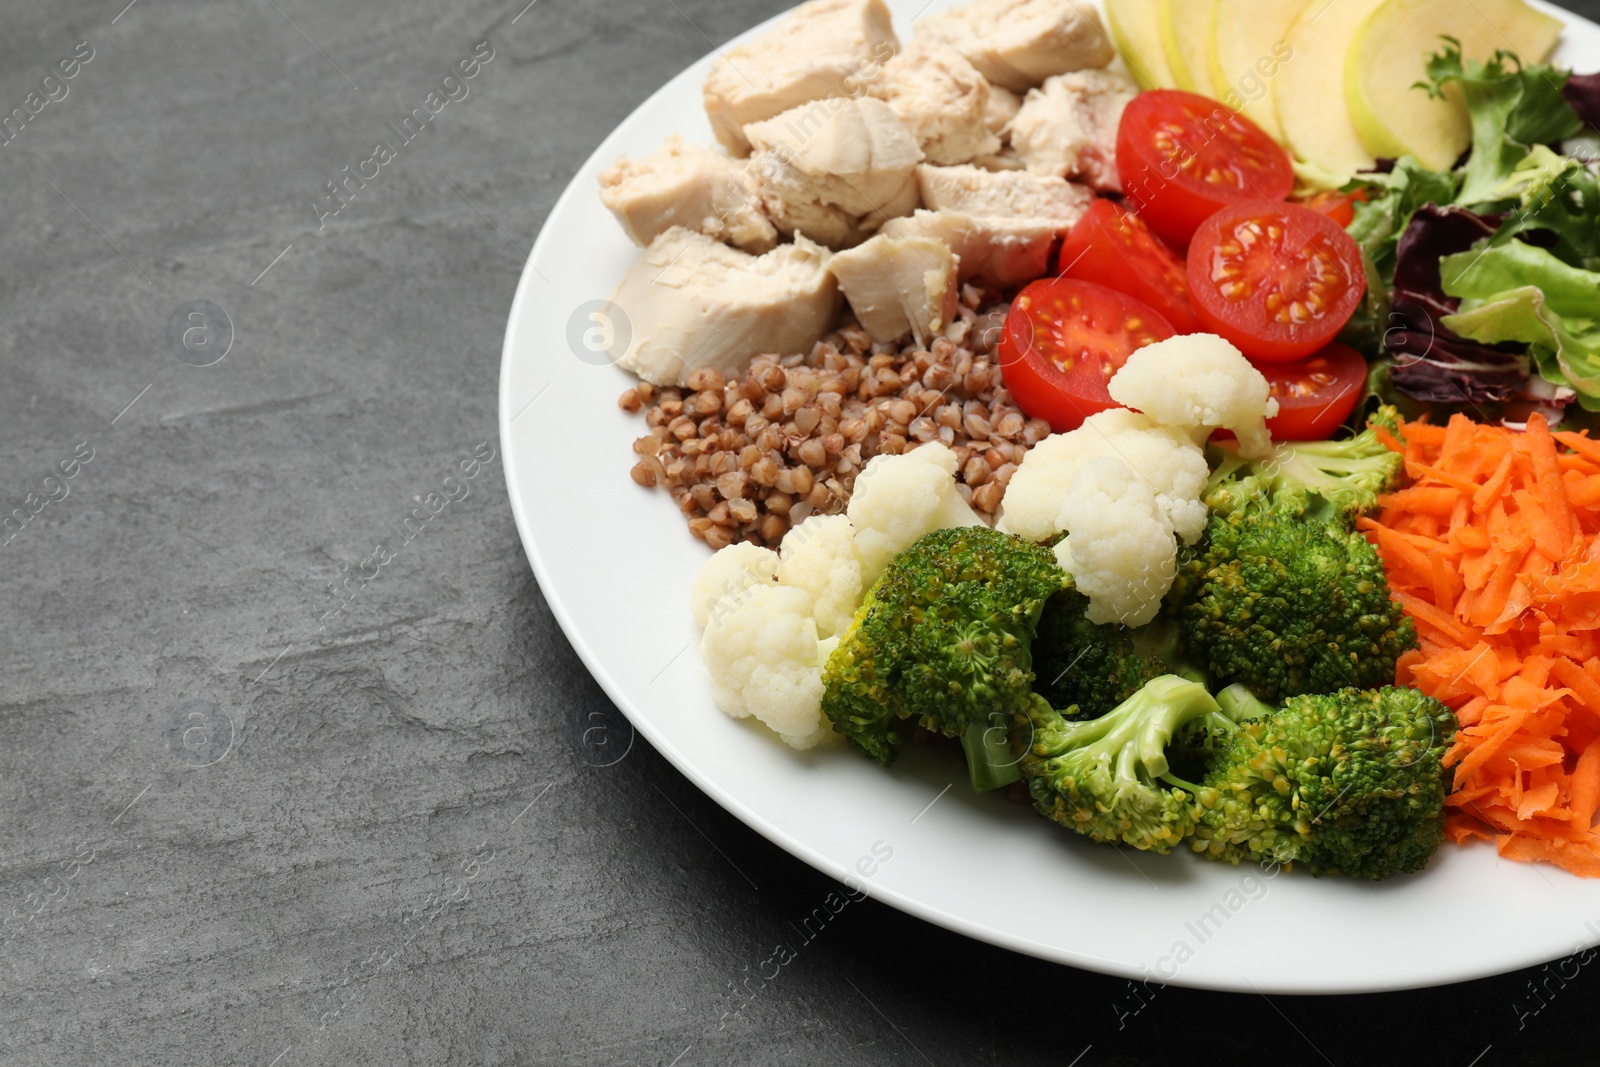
[745,97,923,215]
[884,165,1092,285]
[869,39,999,166]
[880,209,1057,288]
[984,85,1024,135]
[599,136,778,254]
[752,155,920,248]
[972,87,1026,172]
[915,0,1115,94]
[703,0,899,156]
[828,233,959,345]
[745,97,924,248]
[915,164,1093,226]
[971,147,1028,172]
[1008,69,1139,193]
[748,157,870,249]
[607,228,840,386]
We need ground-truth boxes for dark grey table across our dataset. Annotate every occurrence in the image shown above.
[4,1,1598,1064]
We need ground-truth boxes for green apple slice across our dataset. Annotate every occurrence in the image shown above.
[1346,0,1564,171]
[1209,0,1308,140]
[1161,0,1220,97]
[1275,0,1387,176]
[1107,0,1175,89]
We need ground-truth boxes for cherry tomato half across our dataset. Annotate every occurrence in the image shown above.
[1260,343,1368,440]
[1057,199,1200,334]
[997,279,1176,433]
[1116,89,1294,247]
[1186,201,1367,363]
[1301,188,1369,229]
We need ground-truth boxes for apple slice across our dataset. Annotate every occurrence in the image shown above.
[1107,0,1175,89]
[1275,0,1387,176]
[1346,0,1564,171]
[1208,0,1307,140]
[1160,0,1219,97]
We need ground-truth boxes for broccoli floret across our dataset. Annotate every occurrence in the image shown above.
[1130,616,1209,687]
[1205,406,1404,525]
[1164,680,1254,785]
[1172,406,1414,700]
[1031,590,1169,720]
[1184,686,1457,879]
[821,526,1067,768]
[1215,682,1275,722]
[1177,507,1417,702]
[1017,675,1221,853]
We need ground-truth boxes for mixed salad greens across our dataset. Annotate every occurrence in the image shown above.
[1348,43,1600,422]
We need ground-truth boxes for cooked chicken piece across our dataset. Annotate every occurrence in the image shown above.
[971,147,1028,172]
[752,154,920,249]
[915,164,1093,224]
[703,0,899,156]
[598,136,777,254]
[745,97,923,215]
[916,0,1115,94]
[607,228,839,386]
[828,233,959,345]
[984,85,1024,135]
[869,39,999,166]
[970,86,1025,171]
[879,209,1056,288]
[884,165,1093,285]
[745,97,924,248]
[1008,69,1138,193]
[749,158,870,249]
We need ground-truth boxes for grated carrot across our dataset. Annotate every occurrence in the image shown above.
[1366,413,1600,877]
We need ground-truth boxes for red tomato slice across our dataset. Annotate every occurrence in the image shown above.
[1260,343,1368,440]
[1057,199,1200,334]
[1186,201,1367,363]
[997,279,1176,433]
[1301,188,1368,228]
[1116,89,1294,247]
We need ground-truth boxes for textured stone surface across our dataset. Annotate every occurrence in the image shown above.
[2,1,1599,1064]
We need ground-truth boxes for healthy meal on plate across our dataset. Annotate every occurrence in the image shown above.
[591,0,1600,879]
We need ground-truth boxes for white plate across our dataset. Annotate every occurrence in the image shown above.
[501,0,1600,993]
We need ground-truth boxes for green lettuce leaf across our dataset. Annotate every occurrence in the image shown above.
[1348,159,1463,269]
[1417,39,1585,207]
[1440,241,1600,401]
[1341,159,1463,349]
[1490,146,1600,271]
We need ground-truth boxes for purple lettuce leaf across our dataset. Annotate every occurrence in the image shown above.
[1392,205,1500,299]
[1385,206,1531,405]
[1564,71,1600,132]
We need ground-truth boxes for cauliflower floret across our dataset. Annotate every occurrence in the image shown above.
[847,442,985,585]
[690,542,779,628]
[777,514,865,639]
[997,409,1209,544]
[691,521,861,749]
[700,584,832,749]
[1056,458,1177,627]
[1108,334,1280,461]
[998,412,1197,624]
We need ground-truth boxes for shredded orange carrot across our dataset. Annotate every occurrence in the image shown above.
[1569,737,1600,831]
[1367,413,1600,878]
